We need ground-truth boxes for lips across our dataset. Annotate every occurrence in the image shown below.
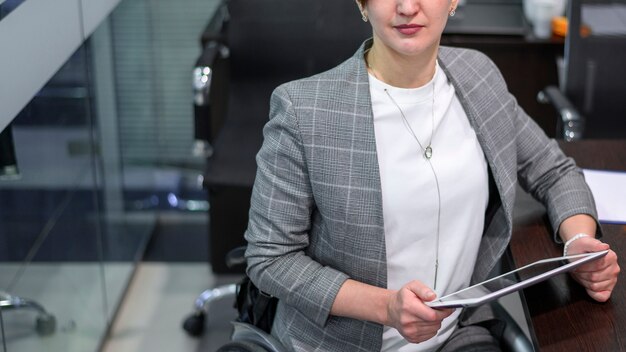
[394,24,424,35]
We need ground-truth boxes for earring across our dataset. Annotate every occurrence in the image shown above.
[362,12,368,22]
[449,8,456,17]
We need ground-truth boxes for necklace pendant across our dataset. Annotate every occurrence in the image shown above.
[425,146,433,159]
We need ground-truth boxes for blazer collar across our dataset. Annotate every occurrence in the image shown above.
[437,47,514,224]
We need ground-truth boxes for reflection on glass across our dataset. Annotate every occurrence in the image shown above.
[0,0,26,21]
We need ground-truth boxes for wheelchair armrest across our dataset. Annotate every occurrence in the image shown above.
[231,321,288,352]
[491,301,534,352]
[537,86,585,141]
[225,246,247,268]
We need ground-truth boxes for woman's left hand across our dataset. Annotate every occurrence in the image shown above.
[567,236,620,302]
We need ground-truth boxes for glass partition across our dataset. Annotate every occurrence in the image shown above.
[0,0,217,349]
[0,41,109,351]
[0,8,154,352]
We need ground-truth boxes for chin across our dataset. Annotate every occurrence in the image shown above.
[395,40,438,57]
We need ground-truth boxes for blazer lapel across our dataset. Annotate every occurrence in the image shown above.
[437,48,516,230]
[352,42,387,235]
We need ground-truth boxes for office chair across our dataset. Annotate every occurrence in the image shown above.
[184,0,371,333]
[191,0,372,275]
[538,0,626,140]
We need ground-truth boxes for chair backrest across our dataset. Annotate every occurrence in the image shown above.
[225,0,372,81]
[563,0,626,138]
[202,0,373,187]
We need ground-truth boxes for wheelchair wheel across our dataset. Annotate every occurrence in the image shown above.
[216,341,268,352]
[182,311,205,336]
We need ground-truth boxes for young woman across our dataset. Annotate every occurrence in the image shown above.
[244,0,620,351]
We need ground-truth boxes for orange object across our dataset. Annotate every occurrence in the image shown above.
[551,16,592,37]
[552,16,568,37]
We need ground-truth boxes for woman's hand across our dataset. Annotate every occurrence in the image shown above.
[566,236,620,302]
[385,280,454,344]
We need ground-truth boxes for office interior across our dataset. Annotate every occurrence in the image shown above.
[0,0,624,351]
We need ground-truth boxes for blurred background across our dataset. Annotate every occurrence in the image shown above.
[0,0,235,351]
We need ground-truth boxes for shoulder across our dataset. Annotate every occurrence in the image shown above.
[438,46,508,95]
[438,46,497,70]
[438,46,499,74]
[271,52,364,107]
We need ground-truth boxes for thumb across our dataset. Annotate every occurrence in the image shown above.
[570,237,609,255]
[594,241,610,251]
[584,238,609,252]
[406,280,437,302]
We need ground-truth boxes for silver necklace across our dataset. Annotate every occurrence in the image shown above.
[365,48,435,158]
[366,55,441,289]
[384,85,435,160]
[385,87,441,290]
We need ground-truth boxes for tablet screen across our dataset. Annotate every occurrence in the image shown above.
[427,250,608,308]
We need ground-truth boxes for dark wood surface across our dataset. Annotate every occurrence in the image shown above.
[510,140,626,351]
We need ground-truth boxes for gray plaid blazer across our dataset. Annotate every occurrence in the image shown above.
[244,40,597,352]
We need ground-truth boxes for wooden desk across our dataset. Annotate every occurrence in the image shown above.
[510,140,626,351]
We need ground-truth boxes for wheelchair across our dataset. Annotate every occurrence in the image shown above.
[182,246,533,352]
[182,246,287,352]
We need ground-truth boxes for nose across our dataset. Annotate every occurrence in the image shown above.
[397,0,419,16]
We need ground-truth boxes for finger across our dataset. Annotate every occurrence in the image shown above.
[405,280,437,302]
[586,289,612,302]
[573,262,620,282]
[411,321,442,339]
[574,260,610,273]
[574,251,619,273]
[400,320,442,343]
[405,329,438,344]
[575,259,612,273]
[568,238,610,255]
[571,268,618,294]
[569,274,613,302]
[433,307,455,320]
[575,276,617,293]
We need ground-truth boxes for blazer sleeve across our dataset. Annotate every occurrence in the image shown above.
[244,84,350,327]
[508,85,600,242]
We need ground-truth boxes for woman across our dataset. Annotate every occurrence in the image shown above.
[244,0,620,351]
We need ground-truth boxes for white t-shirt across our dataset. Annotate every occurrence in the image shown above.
[369,63,489,352]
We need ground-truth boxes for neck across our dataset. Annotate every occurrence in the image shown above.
[366,40,438,89]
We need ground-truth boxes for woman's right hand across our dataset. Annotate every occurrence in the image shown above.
[385,280,455,344]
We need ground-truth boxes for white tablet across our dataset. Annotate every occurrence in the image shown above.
[426,250,609,309]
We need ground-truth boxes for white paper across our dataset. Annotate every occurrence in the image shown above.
[582,4,626,36]
[583,169,626,224]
